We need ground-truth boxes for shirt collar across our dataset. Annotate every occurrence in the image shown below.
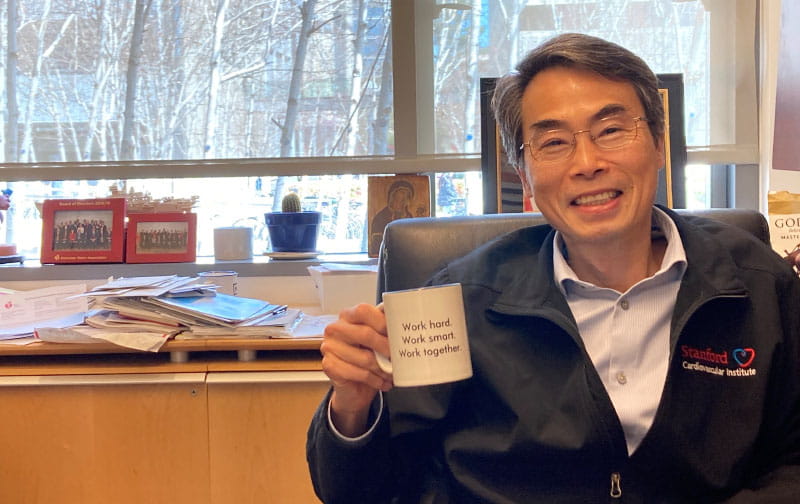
[553,206,688,295]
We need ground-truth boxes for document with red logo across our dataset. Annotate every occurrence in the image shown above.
[0,284,87,340]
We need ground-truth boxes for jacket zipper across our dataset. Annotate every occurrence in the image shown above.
[610,472,622,498]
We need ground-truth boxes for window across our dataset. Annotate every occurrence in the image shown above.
[424,0,758,208]
[0,0,760,260]
[1,0,395,257]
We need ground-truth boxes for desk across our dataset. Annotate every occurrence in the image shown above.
[0,339,327,504]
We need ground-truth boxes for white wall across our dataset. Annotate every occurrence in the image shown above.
[762,0,800,200]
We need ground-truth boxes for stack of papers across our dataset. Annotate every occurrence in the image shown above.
[0,284,88,341]
[90,275,312,339]
[2,276,329,350]
[35,325,176,352]
[84,275,216,299]
[100,293,293,335]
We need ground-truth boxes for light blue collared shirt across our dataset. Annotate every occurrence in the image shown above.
[553,207,687,455]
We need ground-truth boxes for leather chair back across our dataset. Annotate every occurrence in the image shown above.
[377,209,770,295]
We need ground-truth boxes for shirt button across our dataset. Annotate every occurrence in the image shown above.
[616,372,627,385]
[620,299,630,310]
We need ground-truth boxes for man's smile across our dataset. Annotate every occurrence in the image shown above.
[571,190,622,206]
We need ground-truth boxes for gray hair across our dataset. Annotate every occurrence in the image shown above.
[492,33,664,169]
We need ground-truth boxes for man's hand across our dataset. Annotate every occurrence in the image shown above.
[321,303,393,437]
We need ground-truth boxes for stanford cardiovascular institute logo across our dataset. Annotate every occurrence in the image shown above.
[681,345,757,377]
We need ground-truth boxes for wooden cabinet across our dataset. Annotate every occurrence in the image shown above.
[0,374,210,504]
[207,372,328,504]
[0,342,327,504]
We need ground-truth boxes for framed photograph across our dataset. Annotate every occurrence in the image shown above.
[479,77,528,214]
[480,74,687,213]
[40,198,126,264]
[126,212,197,263]
[367,174,431,257]
[655,73,687,208]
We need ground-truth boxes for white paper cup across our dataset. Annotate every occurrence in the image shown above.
[198,270,238,296]
[213,227,253,261]
[376,283,472,387]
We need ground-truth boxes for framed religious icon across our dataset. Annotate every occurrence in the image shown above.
[126,212,197,263]
[480,74,687,213]
[367,174,431,257]
[40,198,126,264]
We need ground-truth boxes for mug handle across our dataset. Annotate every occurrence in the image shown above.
[373,302,392,374]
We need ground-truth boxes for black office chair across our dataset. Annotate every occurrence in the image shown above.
[377,209,770,295]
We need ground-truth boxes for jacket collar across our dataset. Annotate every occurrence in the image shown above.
[659,206,750,318]
[485,206,749,317]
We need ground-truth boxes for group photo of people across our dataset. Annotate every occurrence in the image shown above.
[51,211,113,251]
[134,221,189,254]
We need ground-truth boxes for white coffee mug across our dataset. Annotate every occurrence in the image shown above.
[376,283,472,387]
[198,270,238,296]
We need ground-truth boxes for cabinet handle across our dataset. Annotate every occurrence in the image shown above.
[206,371,329,384]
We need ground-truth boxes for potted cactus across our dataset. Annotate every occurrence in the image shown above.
[264,192,322,252]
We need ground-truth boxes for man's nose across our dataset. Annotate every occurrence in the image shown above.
[570,131,605,177]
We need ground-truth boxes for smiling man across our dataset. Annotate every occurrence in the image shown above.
[307,33,800,503]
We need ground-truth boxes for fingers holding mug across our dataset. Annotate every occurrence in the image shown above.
[322,304,392,379]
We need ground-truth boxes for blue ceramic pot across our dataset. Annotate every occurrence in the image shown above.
[264,211,321,252]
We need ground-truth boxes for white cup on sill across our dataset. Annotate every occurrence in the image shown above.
[213,227,253,261]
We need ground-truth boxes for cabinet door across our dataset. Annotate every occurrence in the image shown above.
[207,371,329,504]
[0,374,209,504]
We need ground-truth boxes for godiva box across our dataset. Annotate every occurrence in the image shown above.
[767,191,800,275]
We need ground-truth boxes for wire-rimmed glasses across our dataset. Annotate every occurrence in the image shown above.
[520,115,645,165]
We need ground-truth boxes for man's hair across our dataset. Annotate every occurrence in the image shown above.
[492,33,664,169]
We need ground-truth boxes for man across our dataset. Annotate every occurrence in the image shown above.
[307,33,800,502]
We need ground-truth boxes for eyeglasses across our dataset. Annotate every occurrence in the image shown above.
[520,115,645,165]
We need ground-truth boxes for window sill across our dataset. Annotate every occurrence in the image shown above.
[0,253,376,282]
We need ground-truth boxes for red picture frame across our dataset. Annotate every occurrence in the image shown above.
[40,198,126,264]
[126,212,197,263]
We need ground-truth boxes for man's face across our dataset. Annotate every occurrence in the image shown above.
[518,66,664,248]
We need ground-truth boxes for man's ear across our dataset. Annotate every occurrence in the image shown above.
[514,164,534,201]
[654,132,667,170]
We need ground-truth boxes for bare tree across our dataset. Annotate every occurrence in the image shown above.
[273,0,318,211]
[372,24,391,155]
[345,0,366,156]
[120,0,152,160]
[464,2,481,155]
[202,0,230,159]
[5,0,20,163]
